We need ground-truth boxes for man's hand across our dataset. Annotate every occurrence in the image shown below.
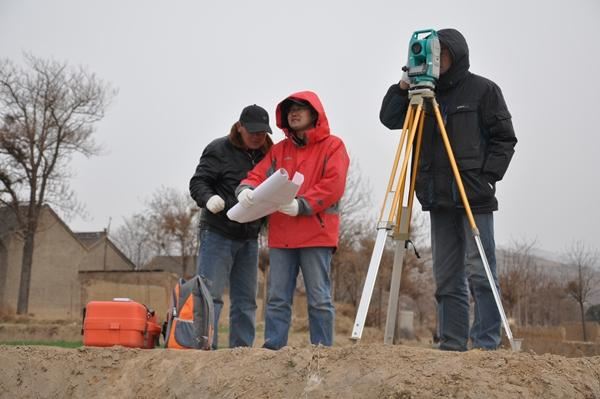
[484,173,496,191]
[237,189,254,208]
[279,199,299,217]
[206,195,225,214]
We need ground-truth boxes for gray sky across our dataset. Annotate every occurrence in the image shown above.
[1,0,599,256]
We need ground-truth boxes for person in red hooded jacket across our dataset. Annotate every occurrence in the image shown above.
[236,90,349,349]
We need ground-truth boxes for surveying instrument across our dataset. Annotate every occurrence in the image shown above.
[350,29,519,351]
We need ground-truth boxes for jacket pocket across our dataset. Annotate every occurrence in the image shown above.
[316,213,325,228]
[445,102,481,160]
[484,109,511,126]
[452,160,495,206]
[415,164,435,207]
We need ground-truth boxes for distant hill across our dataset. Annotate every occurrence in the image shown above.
[497,246,600,304]
[497,247,566,277]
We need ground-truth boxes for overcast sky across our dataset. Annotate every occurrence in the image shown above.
[1,1,599,256]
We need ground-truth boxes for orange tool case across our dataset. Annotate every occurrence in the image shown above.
[83,299,162,349]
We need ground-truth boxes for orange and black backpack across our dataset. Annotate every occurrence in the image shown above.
[164,275,214,350]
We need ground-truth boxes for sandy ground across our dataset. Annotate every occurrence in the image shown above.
[1,343,600,399]
[1,306,599,398]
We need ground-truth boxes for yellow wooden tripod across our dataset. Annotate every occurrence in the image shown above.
[351,88,519,351]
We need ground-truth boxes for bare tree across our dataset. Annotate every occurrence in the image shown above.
[111,214,156,269]
[332,158,376,301]
[498,239,582,327]
[534,275,570,326]
[498,239,539,325]
[334,235,375,307]
[147,186,199,275]
[0,54,115,314]
[564,241,600,341]
[112,187,199,274]
[338,158,375,248]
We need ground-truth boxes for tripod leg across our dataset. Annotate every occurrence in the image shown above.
[351,228,389,340]
[379,104,416,223]
[404,105,426,235]
[389,102,423,224]
[472,233,516,347]
[352,101,422,342]
[385,105,426,343]
[431,99,516,350]
[384,209,410,344]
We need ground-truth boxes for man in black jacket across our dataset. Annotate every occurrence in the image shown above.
[189,104,273,349]
[380,29,517,351]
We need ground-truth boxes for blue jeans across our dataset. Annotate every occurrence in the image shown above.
[430,210,501,351]
[197,229,258,349]
[263,247,334,350]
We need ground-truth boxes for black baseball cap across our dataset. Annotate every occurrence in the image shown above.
[239,104,272,134]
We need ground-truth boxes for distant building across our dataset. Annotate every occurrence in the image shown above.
[0,205,137,319]
[145,255,197,280]
[73,231,134,272]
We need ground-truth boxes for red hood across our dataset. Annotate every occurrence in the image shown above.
[275,90,330,145]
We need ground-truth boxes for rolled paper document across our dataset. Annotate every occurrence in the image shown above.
[227,169,304,223]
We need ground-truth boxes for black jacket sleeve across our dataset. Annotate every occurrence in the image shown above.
[380,83,410,130]
[189,140,220,208]
[481,83,517,182]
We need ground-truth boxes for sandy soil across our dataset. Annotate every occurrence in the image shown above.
[1,309,599,398]
[1,343,600,399]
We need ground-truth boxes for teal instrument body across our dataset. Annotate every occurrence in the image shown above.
[405,29,440,89]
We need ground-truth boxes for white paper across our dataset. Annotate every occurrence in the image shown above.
[227,169,304,223]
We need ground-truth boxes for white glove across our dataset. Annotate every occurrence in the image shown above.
[237,189,254,208]
[279,199,299,217]
[206,195,225,214]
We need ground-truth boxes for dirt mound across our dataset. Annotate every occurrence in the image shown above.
[1,344,599,398]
